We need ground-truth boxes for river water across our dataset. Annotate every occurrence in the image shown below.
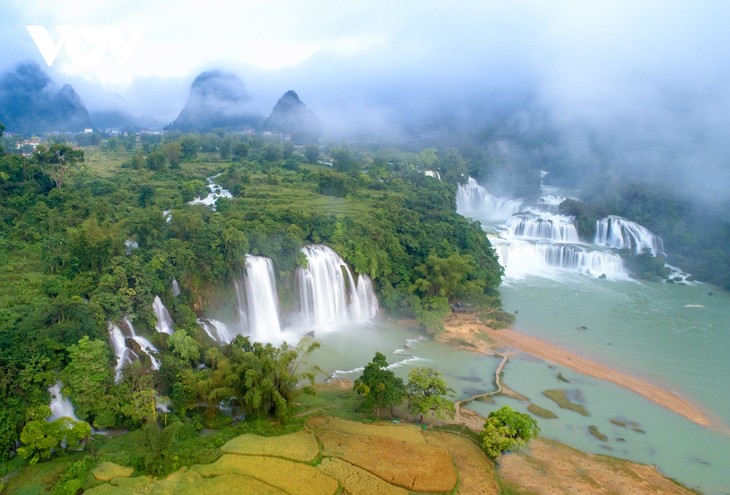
[312,177,730,494]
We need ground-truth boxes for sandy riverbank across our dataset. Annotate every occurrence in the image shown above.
[440,314,714,428]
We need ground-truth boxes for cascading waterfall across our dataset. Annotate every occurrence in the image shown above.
[594,216,665,255]
[297,245,378,329]
[505,212,580,243]
[172,279,181,297]
[235,255,282,343]
[122,318,160,370]
[424,170,441,180]
[197,318,232,344]
[108,322,137,382]
[456,175,634,280]
[48,382,78,421]
[152,295,174,335]
[494,239,628,280]
[456,177,523,221]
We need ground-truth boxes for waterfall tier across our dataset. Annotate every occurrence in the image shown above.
[297,245,378,329]
[505,212,579,243]
[152,296,174,335]
[234,255,282,343]
[456,177,523,221]
[197,318,232,345]
[594,216,665,256]
[494,239,629,280]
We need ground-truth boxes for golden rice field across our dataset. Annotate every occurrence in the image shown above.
[424,431,500,495]
[82,417,482,495]
[316,457,409,495]
[307,416,427,444]
[314,430,457,492]
[220,430,320,462]
[193,455,339,495]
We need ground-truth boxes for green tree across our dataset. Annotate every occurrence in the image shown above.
[479,405,539,460]
[17,417,91,464]
[353,352,405,417]
[168,329,200,364]
[61,336,114,427]
[305,145,319,163]
[33,143,84,189]
[406,367,455,423]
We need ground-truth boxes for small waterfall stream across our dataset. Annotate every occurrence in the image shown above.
[152,296,174,335]
[47,382,78,421]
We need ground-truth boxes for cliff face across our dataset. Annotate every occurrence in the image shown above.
[264,90,321,142]
[0,61,91,134]
[168,70,261,132]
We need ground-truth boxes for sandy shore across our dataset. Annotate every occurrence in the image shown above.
[441,315,714,428]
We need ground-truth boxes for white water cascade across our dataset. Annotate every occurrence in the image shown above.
[456,177,523,222]
[595,216,664,255]
[197,318,233,345]
[297,245,379,329]
[109,322,137,382]
[152,296,174,335]
[505,212,580,243]
[172,279,181,297]
[122,318,160,370]
[234,255,282,343]
[47,382,78,421]
[187,174,232,209]
[457,177,631,280]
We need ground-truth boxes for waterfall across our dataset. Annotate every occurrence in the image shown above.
[152,295,174,335]
[495,239,629,280]
[424,170,441,180]
[172,279,181,297]
[122,318,160,370]
[505,212,579,243]
[108,322,137,382]
[456,177,523,221]
[594,216,665,255]
[235,255,282,343]
[297,245,379,329]
[187,174,233,209]
[48,382,78,421]
[197,318,233,345]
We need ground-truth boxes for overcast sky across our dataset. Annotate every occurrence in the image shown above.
[2,1,730,200]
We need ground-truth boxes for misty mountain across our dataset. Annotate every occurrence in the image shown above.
[0,61,91,135]
[263,90,321,142]
[168,70,262,132]
[90,110,162,131]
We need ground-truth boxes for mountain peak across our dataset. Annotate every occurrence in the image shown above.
[0,61,91,134]
[264,90,320,142]
[168,69,259,131]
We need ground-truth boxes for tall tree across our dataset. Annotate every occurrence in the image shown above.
[353,352,405,417]
[33,143,84,189]
[406,367,455,423]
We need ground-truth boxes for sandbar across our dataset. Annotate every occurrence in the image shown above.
[441,315,715,428]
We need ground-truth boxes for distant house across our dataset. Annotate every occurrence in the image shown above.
[16,136,42,156]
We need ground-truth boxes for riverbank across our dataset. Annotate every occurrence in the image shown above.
[440,313,715,428]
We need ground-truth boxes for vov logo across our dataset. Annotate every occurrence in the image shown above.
[26,25,145,67]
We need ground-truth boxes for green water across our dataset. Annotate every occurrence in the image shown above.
[496,275,730,494]
[310,275,730,494]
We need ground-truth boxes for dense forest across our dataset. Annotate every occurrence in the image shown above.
[0,127,511,469]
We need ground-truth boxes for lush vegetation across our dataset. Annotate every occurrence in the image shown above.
[559,180,730,287]
[0,128,508,473]
[479,405,540,460]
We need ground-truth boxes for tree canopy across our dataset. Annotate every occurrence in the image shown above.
[406,367,455,423]
[353,352,405,417]
[480,405,540,460]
